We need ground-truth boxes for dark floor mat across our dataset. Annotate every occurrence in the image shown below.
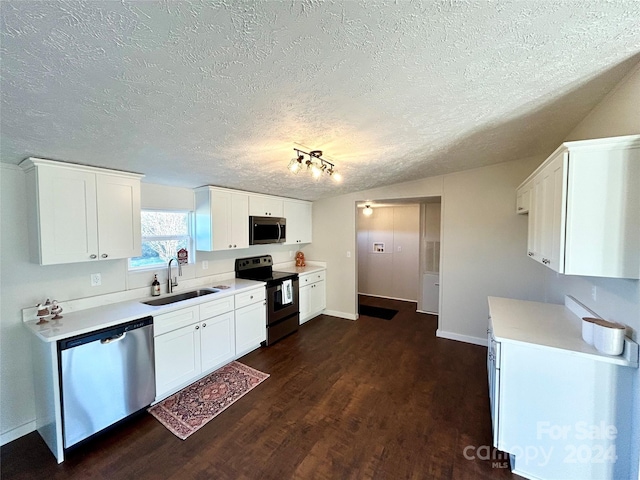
[358,304,398,320]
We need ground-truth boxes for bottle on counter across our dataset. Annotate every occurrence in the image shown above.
[152,274,161,296]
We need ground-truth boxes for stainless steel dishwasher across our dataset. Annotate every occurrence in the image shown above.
[58,316,155,448]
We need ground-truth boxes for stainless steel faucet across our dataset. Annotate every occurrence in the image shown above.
[167,257,182,293]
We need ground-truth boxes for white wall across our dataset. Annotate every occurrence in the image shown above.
[566,62,640,142]
[357,205,420,302]
[306,156,547,341]
[0,169,300,443]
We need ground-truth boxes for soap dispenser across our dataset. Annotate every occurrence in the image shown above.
[152,274,161,296]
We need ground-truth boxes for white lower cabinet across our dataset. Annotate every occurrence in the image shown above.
[488,297,636,480]
[235,300,267,356]
[299,270,326,324]
[153,289,267,401]
[155,322,202,397]
[154,291,268,401]
[200,311,235,373]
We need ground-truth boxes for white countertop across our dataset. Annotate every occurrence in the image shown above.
[275,264,325,275]
[488,296,637,367]
[25,278,265,343]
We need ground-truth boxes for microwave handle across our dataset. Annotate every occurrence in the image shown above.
[276,222,281,242]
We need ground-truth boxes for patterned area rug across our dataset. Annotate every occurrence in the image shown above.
[148,361,269,440]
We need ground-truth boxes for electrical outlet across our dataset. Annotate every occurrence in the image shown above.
[91,273,102,287]
[397,246,402,252]
[346,251,351,258]
[202,260,208,270]
[591,285,597,301]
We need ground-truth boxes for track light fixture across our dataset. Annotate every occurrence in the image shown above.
[288,148,342,182]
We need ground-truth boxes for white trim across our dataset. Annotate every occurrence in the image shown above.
[323,310,357,321]
[416,309,438,315]
[1,421,36,446]
[436,329,487,347]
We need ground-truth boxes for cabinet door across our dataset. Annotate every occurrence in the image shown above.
[309,280,326,313]
[154,323,201,398]
[530,175,545,263]
[209,189,232,251]
[96,174,141,260]
[299,284,312,324]
[539,153,566,272]
[284,200,312,244]
[516,183,531,214]
[235,300,266,355]
[200,312,235,373]
[249,195,283,217]
[35,166,99,265]
[229,192,249,249]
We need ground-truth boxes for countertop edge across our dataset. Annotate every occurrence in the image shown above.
[488,296,638,368]
[25,279,266,343]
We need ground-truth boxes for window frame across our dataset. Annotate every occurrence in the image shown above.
[128,209,195,271]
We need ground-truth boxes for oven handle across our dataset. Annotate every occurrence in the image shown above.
[276,222,281,243]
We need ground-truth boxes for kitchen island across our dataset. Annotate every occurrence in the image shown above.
[487,296,638,480]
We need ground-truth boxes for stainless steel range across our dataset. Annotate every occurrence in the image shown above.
[235,255,299,345]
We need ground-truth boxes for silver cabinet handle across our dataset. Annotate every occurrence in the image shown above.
[101,253,108,258]
[229,244,232,248]
[250,295,254,299]
[202,323,206,328]
[90,254,97,259]
[263,300,266,305]
[195,325,199,330]
[528,252,534,257]
[233,244,237,248]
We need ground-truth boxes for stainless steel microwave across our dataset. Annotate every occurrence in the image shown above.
[249,216,286,245]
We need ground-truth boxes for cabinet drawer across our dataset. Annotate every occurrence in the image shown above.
[153,306,199,336]
[235,287,265,309]
[300,270,325,285]
[200,295,234,319]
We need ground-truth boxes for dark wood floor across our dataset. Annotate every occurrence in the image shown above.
[2,296,521,479]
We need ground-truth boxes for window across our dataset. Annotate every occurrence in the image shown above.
[129,210,193,270]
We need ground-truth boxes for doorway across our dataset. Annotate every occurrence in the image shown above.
[355,197,441,314]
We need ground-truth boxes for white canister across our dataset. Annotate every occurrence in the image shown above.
[581,317,596,345]
[593,320,626,356]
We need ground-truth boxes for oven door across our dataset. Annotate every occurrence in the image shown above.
[267,278,299,324]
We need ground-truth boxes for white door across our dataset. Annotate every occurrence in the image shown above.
[421,273,439,314]
[96,173,141,260]
[154,324,201,398]
[235,300,266,355]
[37,166,99,264]
[200,312,235,373]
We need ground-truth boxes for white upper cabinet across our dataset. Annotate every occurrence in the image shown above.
[249,194,283,217]
[518,135,639,279]
[20,158,142,265]
[195,187,249,251]
[284,199,312,244]
[515,181,531,214]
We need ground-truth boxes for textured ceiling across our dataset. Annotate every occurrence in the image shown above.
[1,1,639,200]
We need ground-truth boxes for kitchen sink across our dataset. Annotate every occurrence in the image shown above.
[142,288,220,306]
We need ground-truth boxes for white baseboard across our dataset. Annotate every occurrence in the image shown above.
[436,329,487,347]
[1,421,35,446]
[323,310,357,321]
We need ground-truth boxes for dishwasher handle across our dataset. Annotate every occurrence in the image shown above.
[100,332,126,344]
[59,316,153,350]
